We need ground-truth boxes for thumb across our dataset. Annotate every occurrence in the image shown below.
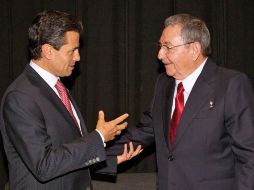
[98,110,105,122]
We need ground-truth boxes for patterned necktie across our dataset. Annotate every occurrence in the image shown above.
[169,82,184,144]
[55,80,79,127]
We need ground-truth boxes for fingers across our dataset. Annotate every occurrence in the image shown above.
[98,110,105,122]
[122,144,128,156]
[111,113,129,125]
[96,112,129,142]
[125,142,134,160]
[115,130,122,136]
[117,144,128,164]
[117,143,143,164]
[132,145,143,157]
[116,121,128,131]
[124,144,128,156]
[127,142,143,159]
[128,142,134,154]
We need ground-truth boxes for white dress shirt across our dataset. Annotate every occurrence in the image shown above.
[171,58,207,117]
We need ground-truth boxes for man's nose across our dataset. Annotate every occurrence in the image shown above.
[73,52,80,61]
[157,48,165,60]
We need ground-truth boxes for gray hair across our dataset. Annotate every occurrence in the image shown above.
[164,13,211,56]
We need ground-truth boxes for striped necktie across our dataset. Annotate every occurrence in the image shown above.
[169,82,184,144]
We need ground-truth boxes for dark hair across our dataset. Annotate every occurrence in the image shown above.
[164,13,211,56]
[28,10,83,60]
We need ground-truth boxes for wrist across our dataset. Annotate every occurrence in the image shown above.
[95,129,106,147]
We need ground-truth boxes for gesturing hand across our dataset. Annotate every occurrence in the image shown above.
[117,142,143,164]
[96,111,129,142]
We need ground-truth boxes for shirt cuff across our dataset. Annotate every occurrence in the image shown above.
[95,129,106,147]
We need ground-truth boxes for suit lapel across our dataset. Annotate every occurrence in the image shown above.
[161,76,175,150]
[69,95,88,134]
[172,59,218,148]
[25,65,82,136]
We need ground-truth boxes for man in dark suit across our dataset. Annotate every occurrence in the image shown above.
[0,10,141,190]
[107,13,254,189]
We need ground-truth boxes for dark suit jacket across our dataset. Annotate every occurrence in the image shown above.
[0,65,114,190]
[107,58,254,190]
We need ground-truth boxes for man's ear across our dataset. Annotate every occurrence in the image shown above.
[191,42,202,61]
[41,44,54,60]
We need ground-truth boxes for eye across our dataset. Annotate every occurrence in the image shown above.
[157,43,171,51]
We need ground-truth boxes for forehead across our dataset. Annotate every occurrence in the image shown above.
[160,24,183,43]
[64,31,80,45]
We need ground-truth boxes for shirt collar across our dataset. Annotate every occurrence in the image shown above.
[29,60,59,88]
[176,57,207,93]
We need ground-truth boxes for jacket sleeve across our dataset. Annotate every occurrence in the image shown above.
[224,73,254,189]
[104,74,166,156]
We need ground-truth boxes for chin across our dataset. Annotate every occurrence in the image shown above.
[67,71,73,76]
[60,73,72,77]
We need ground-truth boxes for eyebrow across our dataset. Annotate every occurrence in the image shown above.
[159,41,173,46]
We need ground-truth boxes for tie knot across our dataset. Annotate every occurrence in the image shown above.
[177,82,184,94]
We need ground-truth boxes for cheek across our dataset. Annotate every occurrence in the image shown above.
[166,52,180,62]
[61,56,71,66]
[167,55,181,68]
[66,55,74,63]
[171,52,187,65]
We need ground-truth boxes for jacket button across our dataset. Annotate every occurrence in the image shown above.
[168,155,174,161]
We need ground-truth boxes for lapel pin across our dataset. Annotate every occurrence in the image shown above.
[209,100,214,108]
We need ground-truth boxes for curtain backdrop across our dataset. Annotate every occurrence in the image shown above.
[0,0,254,187]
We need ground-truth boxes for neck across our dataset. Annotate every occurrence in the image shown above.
[32,58,54,76]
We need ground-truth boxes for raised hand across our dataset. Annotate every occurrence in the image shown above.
[117,142,143,164]
[96,111,128,142]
